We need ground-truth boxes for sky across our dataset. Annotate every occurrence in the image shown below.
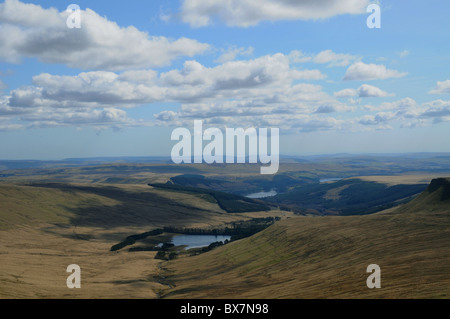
[0,0,449,160]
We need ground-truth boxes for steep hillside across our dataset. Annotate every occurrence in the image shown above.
[268,178,428,215]
[162,178,450,299]
[0,182,283,298]
[0,183,276,230]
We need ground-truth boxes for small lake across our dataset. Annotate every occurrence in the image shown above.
[245,190,277,198]
[319,178,343,183]
[171,234,231,250]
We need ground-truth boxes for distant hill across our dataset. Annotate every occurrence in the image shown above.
[268,178,428,215]
[162,178,450,299]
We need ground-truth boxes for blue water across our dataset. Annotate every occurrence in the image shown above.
[245,190,277,198]
[319,178,343,183]
[171,234,231,249]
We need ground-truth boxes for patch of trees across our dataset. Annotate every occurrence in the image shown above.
[110,228,163,251]
[163,217,278,242]
[189,240,229,256]
[154,243,177,261]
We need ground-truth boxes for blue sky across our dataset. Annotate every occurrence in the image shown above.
[0,0,449,159]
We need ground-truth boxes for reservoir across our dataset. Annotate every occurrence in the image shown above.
[171,234,231,249]
[245,190,277,198]
[319,178,343,183]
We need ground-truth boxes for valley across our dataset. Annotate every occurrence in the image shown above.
[0,154,449,299]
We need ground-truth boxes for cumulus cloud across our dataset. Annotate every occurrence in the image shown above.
[429,80,450,94]
[23,107,132,127]
[289,50,312,64]
[334,88,357,98]
[152,80,357,133]
[3,53,321,110]
[379,98,417,110]
[359,112,396,126]
[0,0,209,70]
[1,96,138,130]
[180,0,370,27]
[214,46,254,63]
[313,50,359,67]
[0,53,334,130]
[0,122,23,131]
[361,97,416,112]
[289,49,359,67]
[161,54,302,91]
[155,106,353,133]
[357,84,393,98]
[420,99,450,123]
[335,84,392,98]
[343,62,407,81]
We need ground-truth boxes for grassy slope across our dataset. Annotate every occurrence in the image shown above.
[0,182,283,298]
[0,183,273,230]
[163,178,450,299]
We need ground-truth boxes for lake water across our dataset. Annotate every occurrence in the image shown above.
[171,234,231,250]
[319,178,343,183]
[245,190,277,198]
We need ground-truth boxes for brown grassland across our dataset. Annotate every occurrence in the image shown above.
[0,175,449,299]
[161,178,450,299]
[0,182,287,298]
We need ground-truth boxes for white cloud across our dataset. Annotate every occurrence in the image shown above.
[313,50,358,67]
[3,53,325,110]
[0,0,61,27]
[423,99,450,109]
[180,0,370,27]
[0,0,209,70]
[289,50,312,64]
[357,84,393,98]
[362,97,416,111]
[290,49,359,67]
[292,69,327,80]
[429,80,450,94]
[380,97,416,110]
[159,53,326,95]
[0,123,23,131]
[314,102,354,113]
[214,46,254,63]
[335,84,392,98]
[359,112,396,126]
[334,88,357,98]
[421,99,450,122]
[343,62,408,81]
[0,53,332,130]
[0,91,136,130]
